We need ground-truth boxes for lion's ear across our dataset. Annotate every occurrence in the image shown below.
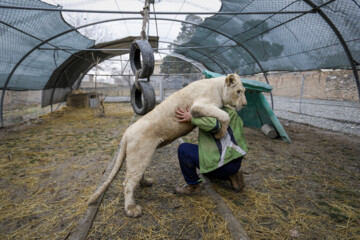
[225,74,237,87]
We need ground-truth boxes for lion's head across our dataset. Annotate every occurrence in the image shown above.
[223,73,247,111]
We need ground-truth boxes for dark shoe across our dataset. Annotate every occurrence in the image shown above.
[229,171,245,192]
[174,184,201,195]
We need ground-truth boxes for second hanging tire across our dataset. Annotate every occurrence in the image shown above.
[129,39,154,79]
[130,81,156,115]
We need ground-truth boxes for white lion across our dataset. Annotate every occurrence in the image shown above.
[88,73,247,217]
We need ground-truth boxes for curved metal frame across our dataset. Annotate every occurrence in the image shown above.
[302,0,360,100]
[75,18,274,106]
[1,17,273,126]
[2,5,360,125]
[193,0,312,69]
[49,56,82,111]
[0,4,314,15]
[50,40,227,110]
[159,40,227,73]
[62,17,275,107]
[70,17,270,80]
[153,18,275,107]
[0,20,93,126]
[48,39,139,110]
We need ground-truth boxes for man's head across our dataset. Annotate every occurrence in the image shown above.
[223,73,247,111]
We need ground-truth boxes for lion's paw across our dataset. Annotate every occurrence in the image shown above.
[126,204,142,218]
[214,129,226,139]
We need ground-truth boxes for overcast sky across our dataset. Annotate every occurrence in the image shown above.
[43,0,221,45]
[40,0,221,81]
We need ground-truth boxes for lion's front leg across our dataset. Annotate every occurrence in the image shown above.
[214,124,228,139]
[191,103,230,139]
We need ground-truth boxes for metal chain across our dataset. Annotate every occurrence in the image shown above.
[140,0,149,40]
[135,69,142,90]
[135,0,151,91]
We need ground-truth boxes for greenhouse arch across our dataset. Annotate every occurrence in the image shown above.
[0,0,359,127]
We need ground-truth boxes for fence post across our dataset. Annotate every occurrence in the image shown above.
[159,76,164,101]
[299,74,305,114]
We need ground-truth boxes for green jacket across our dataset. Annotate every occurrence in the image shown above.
[191,107,247,173]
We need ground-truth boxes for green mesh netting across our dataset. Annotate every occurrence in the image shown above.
[0,0,94,90]
[1,0,359,90]
[175,0,360,75]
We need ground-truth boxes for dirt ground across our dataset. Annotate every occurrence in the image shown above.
[0,103,359,239]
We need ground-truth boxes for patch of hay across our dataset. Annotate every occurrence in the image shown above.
[0,103,133,239]
[88,140,233,240]
[213,126,360,239]
[1,103,359,239]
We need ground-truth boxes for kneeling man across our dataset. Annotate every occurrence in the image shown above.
[174,106,247,195]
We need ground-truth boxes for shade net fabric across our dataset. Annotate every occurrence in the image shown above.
[175,0,360,75]
[0,0,94,91]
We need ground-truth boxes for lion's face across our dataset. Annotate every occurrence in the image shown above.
[223,73,247,111]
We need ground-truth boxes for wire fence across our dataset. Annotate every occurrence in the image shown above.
[2,73,202,127]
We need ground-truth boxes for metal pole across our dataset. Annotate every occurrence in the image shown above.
[158,40,227,73]
[160,76,163,101]
[299,74,305,114]
[0,5,314,15]
[0,90,3,127]
[264,72,274,110]
[84,73,204,76]
[38,44,240,51]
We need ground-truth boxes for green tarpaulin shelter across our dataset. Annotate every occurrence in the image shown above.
[203,70,291,143]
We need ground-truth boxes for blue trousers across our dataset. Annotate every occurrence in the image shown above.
[177,143,243,185]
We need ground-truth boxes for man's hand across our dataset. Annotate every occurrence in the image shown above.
[175,106,192,123]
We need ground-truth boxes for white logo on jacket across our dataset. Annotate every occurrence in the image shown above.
[218,131,247,168]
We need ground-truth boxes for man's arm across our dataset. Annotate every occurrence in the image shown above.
[175,107,221,133]
[175,106,192,123]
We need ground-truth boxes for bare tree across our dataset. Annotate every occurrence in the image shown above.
[64,12,114,43]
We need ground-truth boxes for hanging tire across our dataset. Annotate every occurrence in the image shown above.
[130,81,156,115]
[129,39,154,79]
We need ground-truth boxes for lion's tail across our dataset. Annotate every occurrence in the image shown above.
[87,137,127,205]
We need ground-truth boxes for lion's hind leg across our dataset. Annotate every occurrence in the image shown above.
[123,143,156,217]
